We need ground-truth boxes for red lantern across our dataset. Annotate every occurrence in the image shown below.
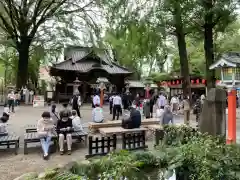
[196,79,199,84]
[202,79,206,84]
[191,80,194,84]
[176,80,179,84]
[172,81,175,85]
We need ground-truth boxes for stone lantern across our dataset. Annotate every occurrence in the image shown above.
[73,77,81,94]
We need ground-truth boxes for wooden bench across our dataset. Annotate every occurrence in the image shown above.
[0,134,20,155]
[99,127,148,151]
[89,118,159,132]
[122,131,147,150]
[25,124,37,133]
[24,131,88,154]
[85,134,117,158]
[99,127,147,136]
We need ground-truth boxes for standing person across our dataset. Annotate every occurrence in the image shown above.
[170,94,179,115]
[71,92,81,118]
[50,104,59,125]
[161,105,174,125]
[92,92,100,108]
[37,111,56,160]
[7,90,15,113]
[17,91,21,105]
[112,92,122,120]
[194,98,201,128]
[25,88,29,105]
[22,86,27,101]
[70,110,83,131]
[135,93,141,109]
[182,96,190,125]
[200,94,205,106]
[150,92,158,118]
[109,94,114,114]
[59,103,71,119]
[57,111,73,155]
[29,90,34,104]
[157,92,167,109]
[92,104,104,123]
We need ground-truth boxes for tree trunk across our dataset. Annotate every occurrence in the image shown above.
[204,0,215,91]
[174,2,191,99]
[16,40,30,89]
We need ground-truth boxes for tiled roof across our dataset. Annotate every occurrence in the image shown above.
[222,52,240,64]
[52,46,131,74]
[52,60,131,74]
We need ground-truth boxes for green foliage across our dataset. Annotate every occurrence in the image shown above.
[36,125,240,180]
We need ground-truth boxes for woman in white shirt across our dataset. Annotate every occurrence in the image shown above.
[170,94,179,115]
[7,91,15,113]
[71,110,83,131]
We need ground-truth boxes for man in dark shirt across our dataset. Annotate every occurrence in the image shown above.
[122,107,141,129]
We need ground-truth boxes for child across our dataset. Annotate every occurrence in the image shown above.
[37,111,55,160]
[57,111,73,155]
[3,104,10,121]
[0,116,8,135]
[92,104,104,123]
[70,110,83,132]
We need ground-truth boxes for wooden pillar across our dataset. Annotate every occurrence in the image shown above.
[100,88,104,107]
[227,89,236,144]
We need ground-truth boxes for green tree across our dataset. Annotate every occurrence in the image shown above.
[0,0,100,88]
[191,0,237,89]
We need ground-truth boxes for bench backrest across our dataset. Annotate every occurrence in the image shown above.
[122,131,147,150]
[85,134,117,158]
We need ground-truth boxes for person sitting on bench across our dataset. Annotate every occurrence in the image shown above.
[92,104,104,123]
[37,111,56,160]
[122,107,141,129]
[0,116,8,136]
[57,111,73,155]
[71,110,83,131]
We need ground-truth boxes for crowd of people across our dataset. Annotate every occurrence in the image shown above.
[0,88,206,160]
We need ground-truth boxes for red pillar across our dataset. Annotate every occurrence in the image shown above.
[227,89,236,144]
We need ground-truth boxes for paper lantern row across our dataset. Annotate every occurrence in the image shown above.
[160,79,220,86]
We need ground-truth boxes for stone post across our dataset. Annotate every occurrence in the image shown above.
[199,88,226,137]
[73,77,81,94]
